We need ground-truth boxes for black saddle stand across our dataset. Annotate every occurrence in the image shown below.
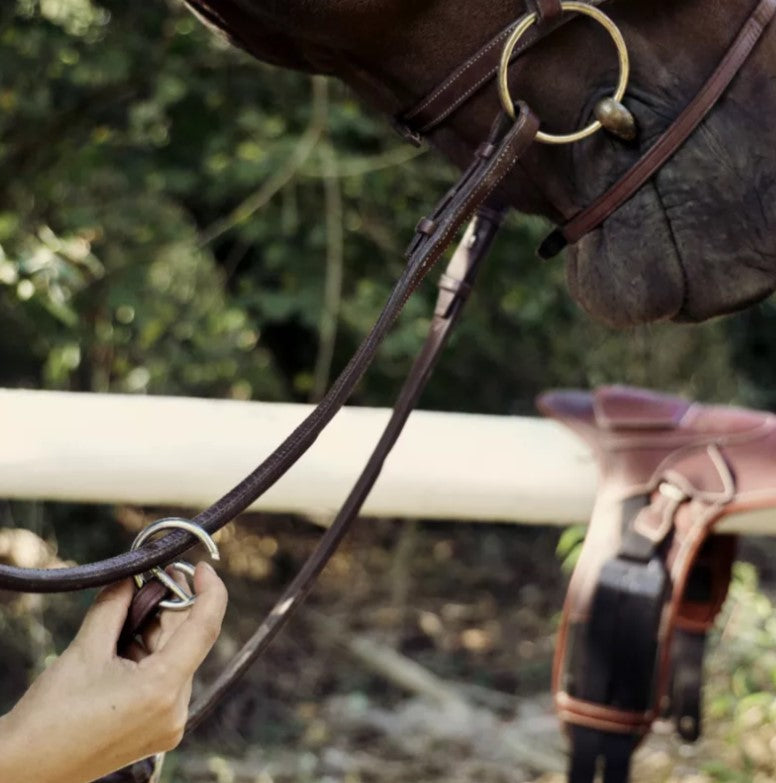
[564,556,668,783]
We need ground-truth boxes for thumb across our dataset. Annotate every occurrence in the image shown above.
[156,562,227,674]
[73,579,135,656]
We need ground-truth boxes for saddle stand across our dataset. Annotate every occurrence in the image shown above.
[538,385,776,783]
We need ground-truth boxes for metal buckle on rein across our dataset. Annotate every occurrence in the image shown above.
[497,1,635,144]
[131,518,220,611]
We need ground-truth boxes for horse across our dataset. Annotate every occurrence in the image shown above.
[4,3,776,781]
[185,0,776,327]
[173,4,776,780]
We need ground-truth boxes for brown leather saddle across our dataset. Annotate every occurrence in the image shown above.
[538,385,776,783]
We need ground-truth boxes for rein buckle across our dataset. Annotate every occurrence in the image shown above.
[130,518,220,611]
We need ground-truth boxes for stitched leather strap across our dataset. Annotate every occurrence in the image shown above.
[78,108,539,783]
[97,197,514,783]
[0,107,537,594]
[396,0,606,141]
[185,109,539,732]
[539,0,776,257]
[184,204,506,731]
[404,105,539,267]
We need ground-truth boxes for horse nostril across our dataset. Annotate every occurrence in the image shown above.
[595,97,638,141]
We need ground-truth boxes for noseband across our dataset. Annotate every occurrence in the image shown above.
[3,2,776,782]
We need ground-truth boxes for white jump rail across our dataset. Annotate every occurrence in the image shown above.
[0,389,772,534]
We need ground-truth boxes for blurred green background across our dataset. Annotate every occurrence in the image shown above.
[0,1,775,781]
[5,0,776,409]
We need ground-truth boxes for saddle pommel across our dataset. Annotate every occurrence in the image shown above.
[538,385,691,430]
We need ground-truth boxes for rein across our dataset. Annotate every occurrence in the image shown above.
[2,1,775,781]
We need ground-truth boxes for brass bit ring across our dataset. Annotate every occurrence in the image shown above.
[498,1,630,145]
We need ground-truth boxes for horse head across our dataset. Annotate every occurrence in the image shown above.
[185,0,776,327]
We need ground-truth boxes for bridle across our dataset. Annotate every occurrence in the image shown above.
[2,1,775,780]
[395,0,776,257]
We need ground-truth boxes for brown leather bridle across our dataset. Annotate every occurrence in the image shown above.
[396,0,776,258]
[2,1,775,780]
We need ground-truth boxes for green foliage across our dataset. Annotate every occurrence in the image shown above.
[555,525,586,573]
[2,5,776,780]
[1,0,770,411]
[704,563,776,780]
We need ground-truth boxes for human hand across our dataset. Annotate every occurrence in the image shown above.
[0,562,227,783]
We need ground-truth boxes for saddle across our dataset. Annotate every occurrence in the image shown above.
[538,385,776,783]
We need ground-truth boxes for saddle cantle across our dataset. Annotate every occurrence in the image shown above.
[538,386,776,783]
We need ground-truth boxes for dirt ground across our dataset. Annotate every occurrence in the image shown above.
[1,510,775,782]
[169,514,776,783]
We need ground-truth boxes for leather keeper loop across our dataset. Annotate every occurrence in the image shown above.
[476,142,496,159]
[530,0,563,23]
[415,217,437,236]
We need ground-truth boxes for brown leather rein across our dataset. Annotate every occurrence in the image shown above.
[0,0,769,593]
[1,1,774,779]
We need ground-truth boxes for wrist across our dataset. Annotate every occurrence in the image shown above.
[0,708,33,783]
[0,704,76,783]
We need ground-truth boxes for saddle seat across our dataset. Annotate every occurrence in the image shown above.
[537,386,776,783]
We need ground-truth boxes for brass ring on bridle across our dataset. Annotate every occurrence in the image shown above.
[498,1,630,145]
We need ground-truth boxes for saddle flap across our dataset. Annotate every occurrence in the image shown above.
[593,386,692,431]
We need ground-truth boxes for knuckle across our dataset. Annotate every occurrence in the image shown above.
[159,708,187,750]
[161,724,186,751]
[137,677,164,710]
[146,658,174,687]
[155,657,174,677]
[136,670,177,714]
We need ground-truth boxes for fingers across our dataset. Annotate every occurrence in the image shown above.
[122,638,148,664]
[143,570,192,653]
[74,579,135,656]
[155,562,227,675]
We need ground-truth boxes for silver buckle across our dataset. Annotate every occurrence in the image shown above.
[131,518,220,611]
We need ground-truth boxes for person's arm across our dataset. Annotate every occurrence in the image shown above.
[0,562,227,783]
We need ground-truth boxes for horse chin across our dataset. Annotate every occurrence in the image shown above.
[566,185,776,328]
[564,184,686,328]
[565,83,776,328]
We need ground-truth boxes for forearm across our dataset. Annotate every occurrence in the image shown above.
[0,566,226,783]
[0,704,129,783]
[0,708,76,783]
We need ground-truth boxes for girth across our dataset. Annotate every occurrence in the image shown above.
[539,386,776,782]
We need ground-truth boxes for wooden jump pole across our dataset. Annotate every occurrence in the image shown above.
[0,388,771,534]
